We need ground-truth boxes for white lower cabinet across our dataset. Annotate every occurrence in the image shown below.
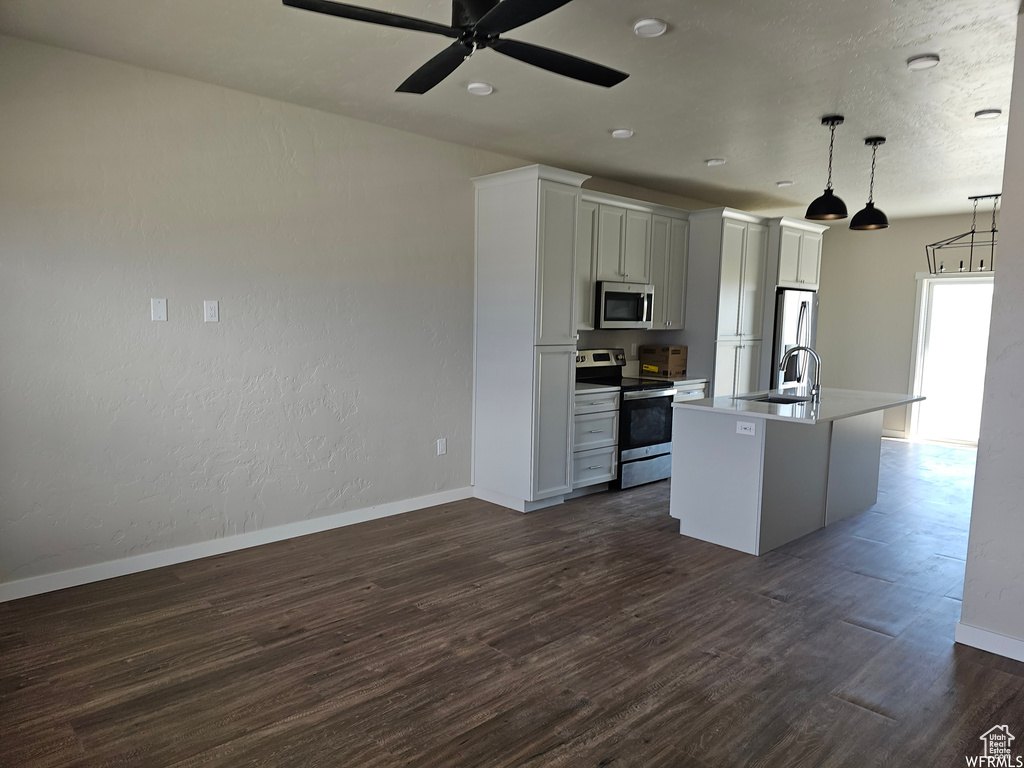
[572,390,620,489]
[714,341,763,398]
[573,446,618,488]
[533,346,576,500]
[573,410,619,451]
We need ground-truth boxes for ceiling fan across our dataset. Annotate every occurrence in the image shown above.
[282,0,629,94]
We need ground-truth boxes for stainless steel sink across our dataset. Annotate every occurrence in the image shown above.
[738,393,813,405]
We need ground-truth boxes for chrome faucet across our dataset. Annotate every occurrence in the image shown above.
[779,346,822,403]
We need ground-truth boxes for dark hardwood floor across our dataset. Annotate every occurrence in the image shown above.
[3,440,1023,767]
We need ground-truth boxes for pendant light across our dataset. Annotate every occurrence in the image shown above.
[850,137,889,230]
[805,115,848,220]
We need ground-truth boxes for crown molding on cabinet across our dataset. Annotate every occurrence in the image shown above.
[472,164,591,190]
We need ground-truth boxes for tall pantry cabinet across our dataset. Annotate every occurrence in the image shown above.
[684,209,770,398]
[472,165,590,513]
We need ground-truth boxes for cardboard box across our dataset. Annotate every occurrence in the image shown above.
[640,345,687,378]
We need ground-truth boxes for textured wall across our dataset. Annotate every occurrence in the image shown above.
[0,36,527,583]
[817,212,976,434]
[960,12,1024,643]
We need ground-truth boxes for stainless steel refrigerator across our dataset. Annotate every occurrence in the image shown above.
[771,288,819,389]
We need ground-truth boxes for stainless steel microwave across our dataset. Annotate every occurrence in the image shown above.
[597,281,655,329]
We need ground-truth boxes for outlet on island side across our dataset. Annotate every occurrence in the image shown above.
[736,421,756,436]
[436,437,447,456]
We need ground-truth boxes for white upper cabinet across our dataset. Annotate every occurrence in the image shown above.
[797,232,823,287]
[772,219,826,291]
[778,228,803,285]
[716,219,765,339]
[623,210,652,283]
[740,223,767,338]
[594,204,653,284]
[536,181,579,346]
[596,205,626,281]
[574,199,599,333]
[649,215,688,329]
[717,219,747,338]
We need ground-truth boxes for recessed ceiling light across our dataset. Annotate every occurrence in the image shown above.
[705,158,727,167]
[776,180,794,188]
[467,82,493,96]
[906,54,940,70]
[975,108,1003,120]
[633,18,668,38]
[611,129,634,139]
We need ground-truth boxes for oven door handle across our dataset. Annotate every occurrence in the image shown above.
[622,389,676,401]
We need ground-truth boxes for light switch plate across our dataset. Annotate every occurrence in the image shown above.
[204,300,219,323]
[736,421,756,436]
[151,298,167,322]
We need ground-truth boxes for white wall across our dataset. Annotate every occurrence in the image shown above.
[0,36,529,585]
[958,11,1024,656]
[817,212,977,434]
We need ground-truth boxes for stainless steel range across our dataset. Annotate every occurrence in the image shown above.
[575,348,676,489]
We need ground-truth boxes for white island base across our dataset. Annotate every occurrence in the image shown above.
[669,388,923,555]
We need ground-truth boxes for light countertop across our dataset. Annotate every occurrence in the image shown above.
[672,387,924,424]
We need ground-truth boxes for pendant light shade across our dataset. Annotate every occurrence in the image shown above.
[850,137,889,230]
[806,115,848,220]
[806,188,848,220]
[849,202,888,229]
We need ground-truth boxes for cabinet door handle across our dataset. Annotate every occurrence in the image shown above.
[587,465,602,470]
[588,429,603,433]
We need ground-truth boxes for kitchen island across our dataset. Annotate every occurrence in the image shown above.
[669,388,923,555]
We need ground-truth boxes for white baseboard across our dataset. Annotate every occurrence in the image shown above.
[955,621,1024,663]
[0,487,473,603]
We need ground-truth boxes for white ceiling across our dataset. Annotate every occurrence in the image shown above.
[0,0,1017,218]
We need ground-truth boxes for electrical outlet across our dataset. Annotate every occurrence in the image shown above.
[436,438,447,456]
[204,300,219,323]
[151,298,167,322]
[630,343,638,357]
[736,421,756,436]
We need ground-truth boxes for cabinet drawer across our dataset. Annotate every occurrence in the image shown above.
[574,390,620,414]
[572,446,618,489]
[573,411,619,451]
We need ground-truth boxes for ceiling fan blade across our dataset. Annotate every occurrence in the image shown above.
[490,38,628,87]
[283,0,460,38]
[474,0,573,35]
[396,41,471,93]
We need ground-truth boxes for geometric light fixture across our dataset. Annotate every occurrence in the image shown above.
[806,115,848,220]
[850,137,890,230]
[926,194,1000,274]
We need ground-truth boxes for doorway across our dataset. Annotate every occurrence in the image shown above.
[910,274,994,445]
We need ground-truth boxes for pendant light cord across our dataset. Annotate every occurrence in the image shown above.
[867,145,877,204]
[826,124,836,190]
[972,198,978,234]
